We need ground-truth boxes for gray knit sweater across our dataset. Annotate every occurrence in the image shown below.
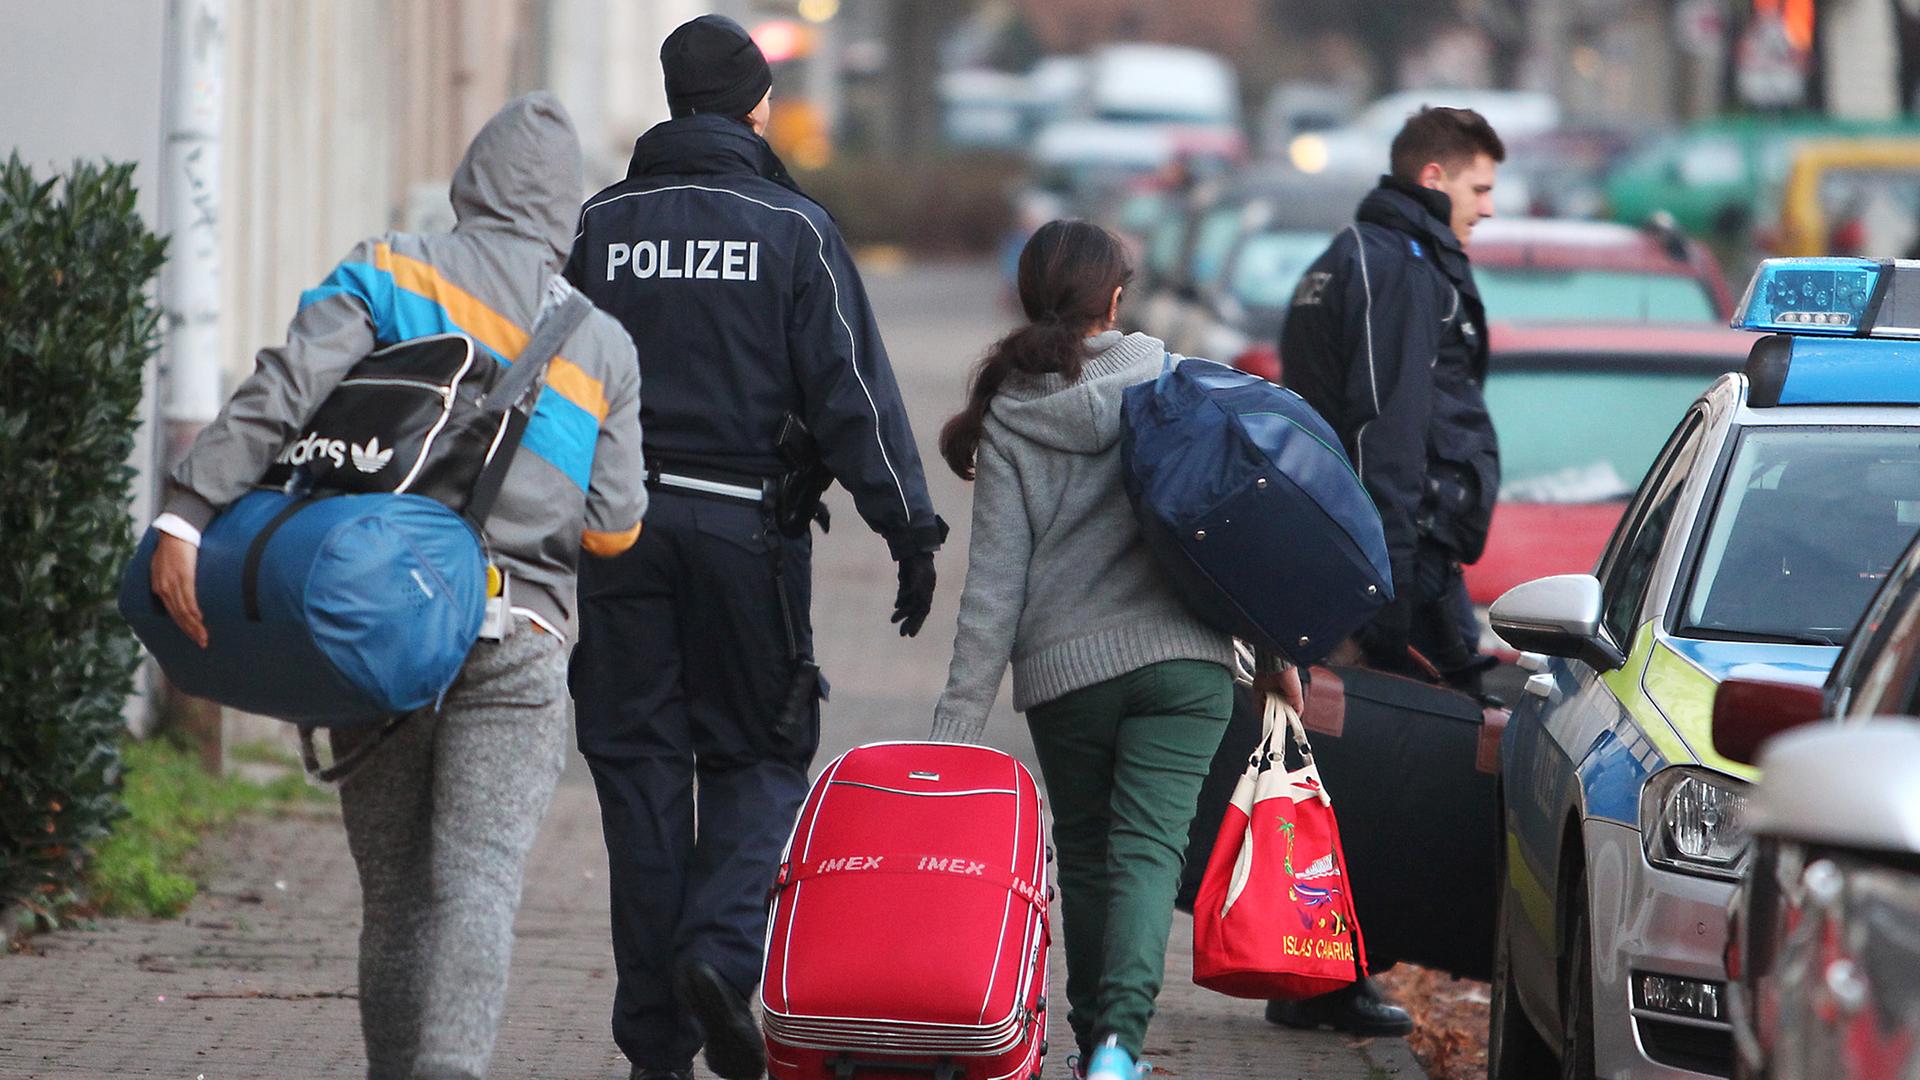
[930,330,1235,744]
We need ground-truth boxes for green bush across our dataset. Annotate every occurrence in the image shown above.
[0,155,166,916]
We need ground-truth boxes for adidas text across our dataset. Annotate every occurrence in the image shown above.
[277,432,347,470]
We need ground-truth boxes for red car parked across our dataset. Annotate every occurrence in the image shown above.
[1469,217,1738,324]
[1464,322,1753,608]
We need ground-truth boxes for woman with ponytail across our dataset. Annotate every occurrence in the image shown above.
[930,220,1236,1080]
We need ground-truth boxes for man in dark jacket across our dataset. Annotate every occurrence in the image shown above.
[1270,105,1505,1036]
[564,16,945,1080]
[1283,105,1502,693]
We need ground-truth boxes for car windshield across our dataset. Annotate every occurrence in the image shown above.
[1146,214,1188,280]
[1817,167,1920,256]
[1683,427,1920,644]
[1227,230,1333,309]
[1485,365,1721,503]
[1477,267,1719,323]
[1189,205,1248,289]
[1116,192,1168,236]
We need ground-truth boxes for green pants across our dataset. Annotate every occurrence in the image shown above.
[1025,659,1232,1061]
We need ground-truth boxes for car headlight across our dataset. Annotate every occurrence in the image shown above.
[1640,766,1751,879]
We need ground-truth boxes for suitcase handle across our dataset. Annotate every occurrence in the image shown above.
[830,1055,963,1080]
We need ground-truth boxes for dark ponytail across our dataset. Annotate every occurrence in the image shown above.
[939,220,1134,480]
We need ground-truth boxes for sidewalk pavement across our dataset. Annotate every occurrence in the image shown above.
[0,260,1423,1079]
[0,763,1421,1079]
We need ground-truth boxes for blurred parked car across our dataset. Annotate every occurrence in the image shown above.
[1466,323,1752,610]
[1285,88,1560,179]
[1472,217,1736,324]
[1017,122,1246,299]
[1496,126,1641,219]
[1088,183,1177,268]
[1767,138,1920,258]
[1181,199,1361,374]
[1257,80,1359,160]
[1146,171,1367,358]
[939,67,1037,150]
[1083,43,1239,130]
[1028,119,1178,203]
[1606,116,1920,243]
[1715,527,1920,1080]
[1486,258,1920,1079]
[1124,173,1217,334]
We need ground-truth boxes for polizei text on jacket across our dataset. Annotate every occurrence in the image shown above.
[604,239,761,281]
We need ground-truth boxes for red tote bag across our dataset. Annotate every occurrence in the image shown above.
[1193,691,1368,999]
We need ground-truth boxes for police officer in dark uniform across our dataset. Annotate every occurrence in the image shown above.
[1283,105,1503,698]
[564,16,946,1080]
[1270,105,1506,1035]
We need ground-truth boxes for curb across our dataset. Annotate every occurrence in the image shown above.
[1361,1034,1430,1077]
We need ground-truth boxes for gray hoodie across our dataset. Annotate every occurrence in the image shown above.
[164,93,647,639]
[930,330,1234,744]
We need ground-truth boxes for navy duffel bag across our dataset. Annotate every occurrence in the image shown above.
[1121,356,1392,666]
[119,489,488,729]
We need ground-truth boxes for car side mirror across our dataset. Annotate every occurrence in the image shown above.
[1489,575,1626,672]
[1711,677,1825,766]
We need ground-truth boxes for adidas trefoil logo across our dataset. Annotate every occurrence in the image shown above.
[351,437,395,474]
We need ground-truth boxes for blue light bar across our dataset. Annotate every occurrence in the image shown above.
[1733,258,1881,335]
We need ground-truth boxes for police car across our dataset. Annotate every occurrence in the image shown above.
[1485,258,1920,1079]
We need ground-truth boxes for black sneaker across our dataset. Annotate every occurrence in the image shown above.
[673,957,766,1080]
[1264,977,1413,1037]
[630,1069,692,1080]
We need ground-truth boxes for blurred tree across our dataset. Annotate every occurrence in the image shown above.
[1472,0,1530,88]
[1266,0,1463,94]
[886,0,970,160]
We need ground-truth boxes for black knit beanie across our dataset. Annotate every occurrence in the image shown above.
[661,14,773,120]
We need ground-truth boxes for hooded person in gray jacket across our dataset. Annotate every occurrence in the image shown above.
[146,93,646,1080]
[930,221,1236,1080]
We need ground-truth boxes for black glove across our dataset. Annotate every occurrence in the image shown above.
[1353,592,1414,673]
[891,553,936,637]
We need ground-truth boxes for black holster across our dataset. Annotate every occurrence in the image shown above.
[775,660,821,738]
[772,413,834,538]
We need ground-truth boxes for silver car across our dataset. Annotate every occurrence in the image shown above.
[1718,529,1920,1079]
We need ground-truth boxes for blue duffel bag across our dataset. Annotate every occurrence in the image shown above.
[119,289,592,739]
[1121,356,1393,666]
[119,489,488,729]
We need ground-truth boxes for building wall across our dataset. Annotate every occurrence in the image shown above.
[221,0,541,388]
[1013,0,1261,63]
[0,2,168,219]
[576,0,721,184]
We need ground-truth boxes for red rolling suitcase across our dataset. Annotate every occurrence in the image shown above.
[762,742,1051,1080]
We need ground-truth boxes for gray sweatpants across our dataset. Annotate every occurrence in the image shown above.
[335,621,569,1080]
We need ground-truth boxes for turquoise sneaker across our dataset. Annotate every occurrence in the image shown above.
[1084,1035,1152,1080]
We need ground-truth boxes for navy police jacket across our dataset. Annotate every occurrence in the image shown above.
[1280,178,1500,589]
[565,115,942,558]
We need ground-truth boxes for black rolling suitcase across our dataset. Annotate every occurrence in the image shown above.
[1181,665,1505,982]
